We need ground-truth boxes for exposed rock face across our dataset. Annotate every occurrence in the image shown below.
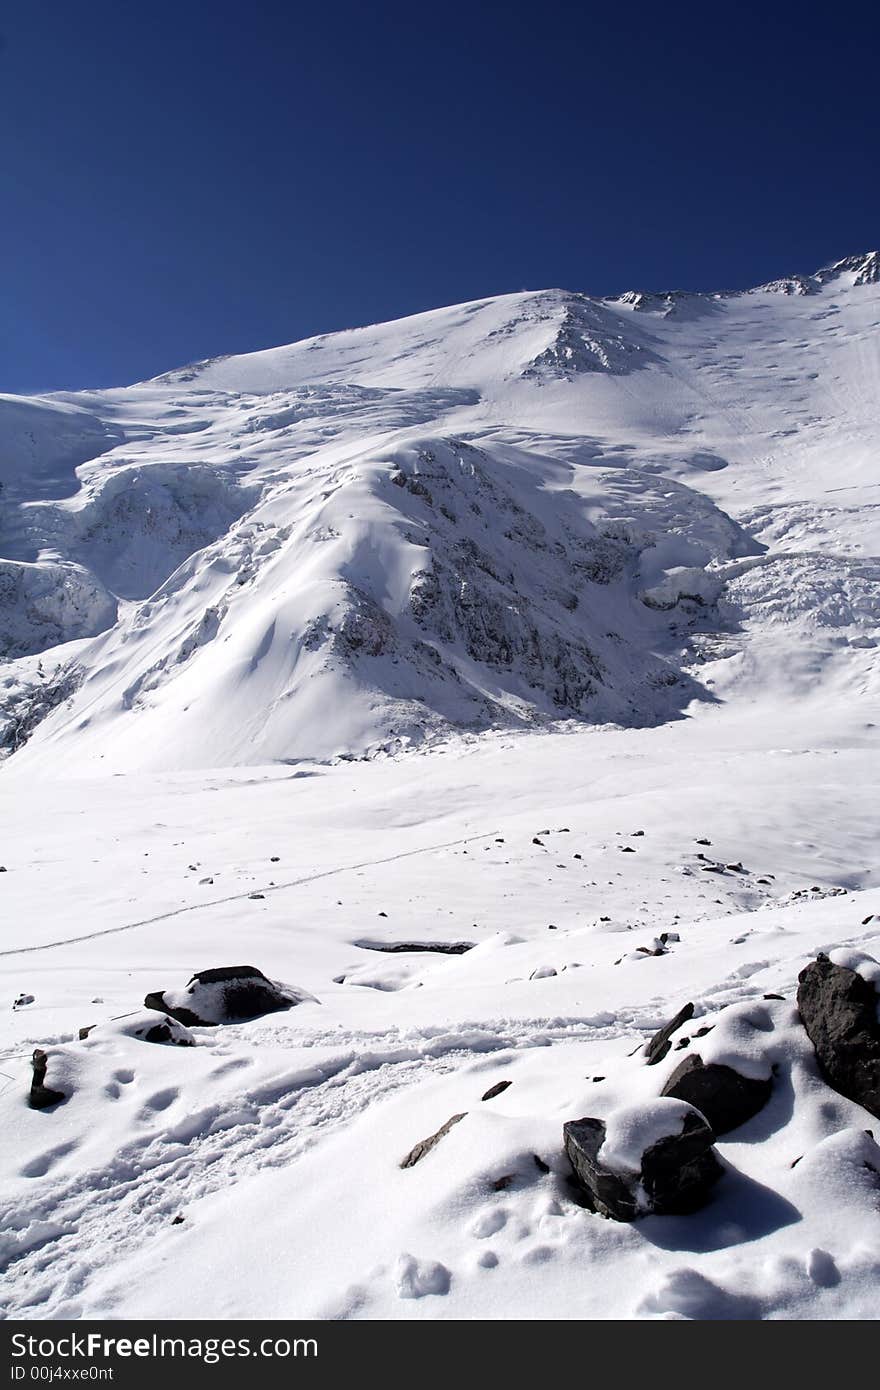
[814,251,880,287]
[400,1113,466,1169]
[29,1049,65,1109]
[521,294,649,378]
[797,954,880,1119]
[563,1106,722,1221]
[144,965,313,1026]
[661,1054,773,1135]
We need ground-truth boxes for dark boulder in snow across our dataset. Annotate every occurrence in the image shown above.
[661,1054,772,1135]
[797,952,880,1119]
[144,965,314,1026]
[563,1099,722,1220]
[481,1079,512,1101]
[644,1001,695,1064]
[29,1048,65,1109]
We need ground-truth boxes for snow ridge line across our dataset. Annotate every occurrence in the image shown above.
[0,830,499,958]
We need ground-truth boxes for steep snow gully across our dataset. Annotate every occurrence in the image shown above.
[1,252,879,1321]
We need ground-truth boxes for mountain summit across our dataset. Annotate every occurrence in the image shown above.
[1,256,878,770]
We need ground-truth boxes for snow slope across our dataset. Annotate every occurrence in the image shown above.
[1,252,879,1321]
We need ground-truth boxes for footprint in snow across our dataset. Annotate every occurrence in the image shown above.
[468,1208,507,1238]
[806,1248,841,1288]
[394,1253,451,1299]
[138,1087,179,1120]
[20,1141,78,1179]
[636,1267,761,1320]
[474,1249,499,1269]
[520,1245,555,1266]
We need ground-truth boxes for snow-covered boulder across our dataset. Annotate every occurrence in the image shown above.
[563,1098,722,1220]
[797,952,880,1119]
[144,965,315,1026]
[101,1011,196,1046]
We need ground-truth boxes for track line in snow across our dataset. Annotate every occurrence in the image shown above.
[0,830,499,958]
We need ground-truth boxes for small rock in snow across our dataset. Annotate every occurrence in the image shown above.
[481,1080,512,1101]
[29,1049,66,1110]
[644,1001,695,1065]
[400,1113,466,1168]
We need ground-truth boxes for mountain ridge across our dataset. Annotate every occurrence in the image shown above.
[1,251,878,771]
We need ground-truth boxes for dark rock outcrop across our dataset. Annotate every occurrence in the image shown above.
[563,1107,722,1221]
[355,940,474,955]
[145,965,312,1027]
[29,1049,65,1109]
[481,1080,512,1101]
[797,953,880,1119]
[661,1054,772,1134]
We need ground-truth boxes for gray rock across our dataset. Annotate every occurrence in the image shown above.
[563,1107,722,1221]
[797,953,880,1119]
[400,1113,466,1168]
[661,1054,772,1134]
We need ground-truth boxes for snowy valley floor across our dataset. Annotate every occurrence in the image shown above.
[1,690,879,1320]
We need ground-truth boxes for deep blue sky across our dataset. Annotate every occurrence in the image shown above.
[3,1,878,393]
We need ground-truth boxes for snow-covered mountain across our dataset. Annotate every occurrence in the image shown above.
[2,253,880,1325]
[2,251,878,770]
